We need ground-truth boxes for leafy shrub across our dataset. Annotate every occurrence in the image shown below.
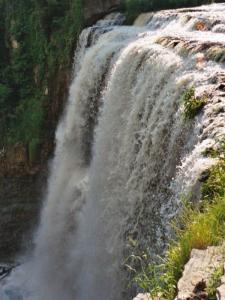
[0,84,11,100]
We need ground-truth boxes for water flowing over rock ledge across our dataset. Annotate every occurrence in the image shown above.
[1,3,225,300]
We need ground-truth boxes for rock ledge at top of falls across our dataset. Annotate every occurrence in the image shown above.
[83,0,122,24]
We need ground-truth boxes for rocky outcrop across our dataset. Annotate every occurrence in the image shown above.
[0,172,46,262]
[0,68,69,262]
[0,0,125,263]
[217,265,225,300]
[176,247,225,300]
[133,294,151,300]
[133,247,225,300]
[83,0,123,24]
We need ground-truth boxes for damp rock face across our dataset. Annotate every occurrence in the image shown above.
[0,173,45,262]
[83,0,122,24]
[175,247,224,300]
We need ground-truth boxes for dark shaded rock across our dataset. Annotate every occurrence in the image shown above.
[199,170,210,182]
[0,172,47,262]
[216,83,225,92]
[0,264,18,281]
[0,266,11,279]
[83,0,123,25]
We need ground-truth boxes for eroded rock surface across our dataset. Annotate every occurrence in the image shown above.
[176,247,224,300]
[0,173,46,262]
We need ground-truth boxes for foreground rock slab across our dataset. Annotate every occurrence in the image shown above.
[216,264,225,300]
[176,246,224,300]
[133,294,151,300]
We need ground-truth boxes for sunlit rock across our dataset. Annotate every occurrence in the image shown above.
[176,247,225,300]
[133,293,151,300]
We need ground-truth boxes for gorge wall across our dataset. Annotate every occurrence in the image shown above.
[0,0,122,262]
[83,0,122,24]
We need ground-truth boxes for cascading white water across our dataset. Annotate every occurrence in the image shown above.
[1,4,225,300]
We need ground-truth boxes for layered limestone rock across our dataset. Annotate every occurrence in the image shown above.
[176,247,225,300]
[133,247,225,300]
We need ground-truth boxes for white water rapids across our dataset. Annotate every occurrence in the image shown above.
[1,4,225,300]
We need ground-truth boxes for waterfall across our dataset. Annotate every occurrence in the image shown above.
[1,4,225,300]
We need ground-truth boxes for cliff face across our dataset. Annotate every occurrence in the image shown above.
[0,68,70,261]
[0,0,122,262]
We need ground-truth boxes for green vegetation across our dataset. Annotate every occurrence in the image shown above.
[0,0,222,160]
[182,87,207,120]
[131,150,225,299]
[206,265,224,299]
[125,0,222,23]
[0,0,84,156]
[203,141,225,159]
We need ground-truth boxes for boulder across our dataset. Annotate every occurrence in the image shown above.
[176,247,224,300]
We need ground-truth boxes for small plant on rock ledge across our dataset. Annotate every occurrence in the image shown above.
[206,264,224,300]
[182,87,207,120]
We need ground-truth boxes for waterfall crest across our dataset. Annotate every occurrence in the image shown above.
[1,4,225,300]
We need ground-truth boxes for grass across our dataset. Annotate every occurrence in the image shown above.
[132,151,225,299]
[206,265,224,299]
[203,141,225,159]
[182,87,207,120]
